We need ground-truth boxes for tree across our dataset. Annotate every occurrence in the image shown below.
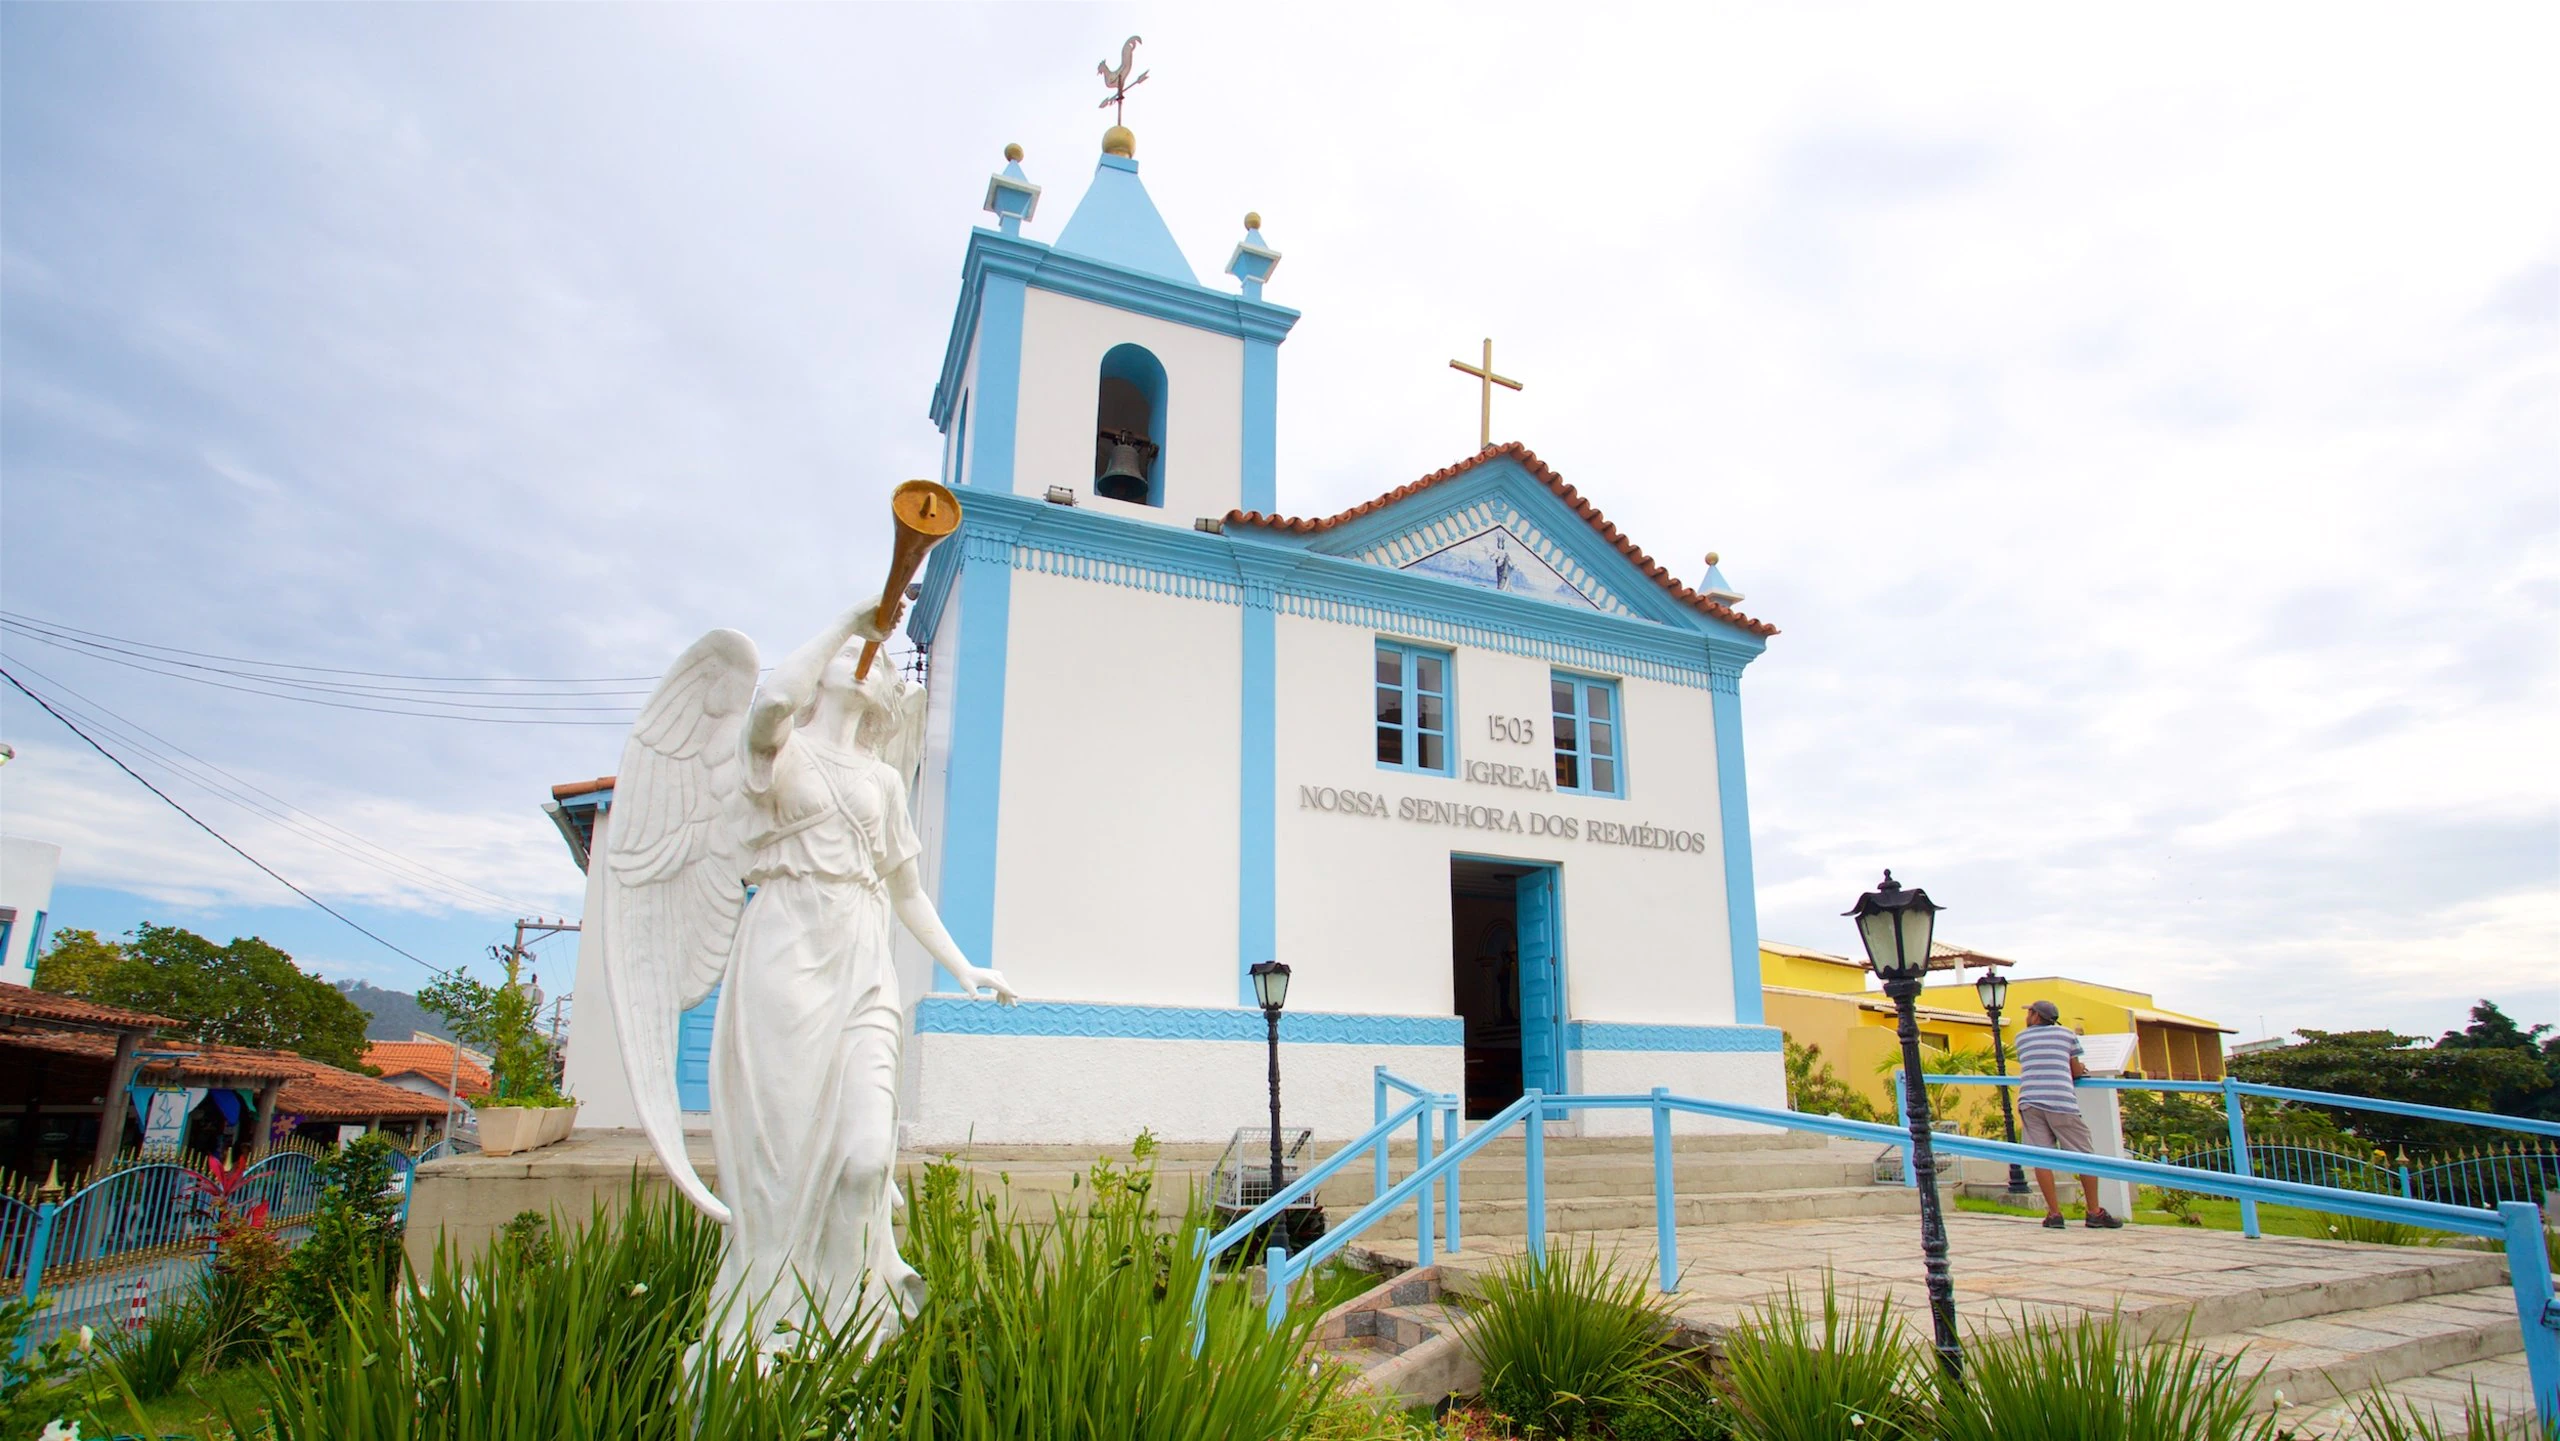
[417,944,558,1102]
[34,924,373,1071]
[1782,1037,1881,1123]
[2227,1022,2552,1152]
[2434,999,2560,1122]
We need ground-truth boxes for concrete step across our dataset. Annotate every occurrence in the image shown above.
[2281,1347,2541,1438]
[2182,1285,2524,1412]
[1354,1183,1920,1242]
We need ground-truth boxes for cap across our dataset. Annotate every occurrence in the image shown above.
[2026,999,2060,1021]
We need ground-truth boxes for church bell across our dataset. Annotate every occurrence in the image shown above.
[1095,428,1158,504]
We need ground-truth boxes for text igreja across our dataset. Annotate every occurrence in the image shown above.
[1296,785,1712,855]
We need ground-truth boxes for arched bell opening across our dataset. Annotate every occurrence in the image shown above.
[1093,343,1167,506]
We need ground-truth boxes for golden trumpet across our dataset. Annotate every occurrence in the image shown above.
[854,480,963,681]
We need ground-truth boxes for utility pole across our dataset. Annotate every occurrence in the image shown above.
[440,917,581,1149]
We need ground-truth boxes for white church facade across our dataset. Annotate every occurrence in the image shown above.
[555,128,1785,1147]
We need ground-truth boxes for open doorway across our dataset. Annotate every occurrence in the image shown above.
[1450,857,1563,1120]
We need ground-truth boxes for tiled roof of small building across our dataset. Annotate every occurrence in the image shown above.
[364,1039,493,1099]
[0,983,175,1033]
[0,1029,451,1120]
[1225,442,1779,638]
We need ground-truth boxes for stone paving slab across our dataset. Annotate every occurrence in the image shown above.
[1347,1211,2539,1428]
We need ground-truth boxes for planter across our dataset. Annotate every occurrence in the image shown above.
[540,1103,579,1146]
[476,1105,545,1157]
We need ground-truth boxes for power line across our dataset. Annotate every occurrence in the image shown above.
[1,640,637,725]
[0,618,653,699]
[0,610,662,684]
[0,654,545,915]
[2,661,439,972]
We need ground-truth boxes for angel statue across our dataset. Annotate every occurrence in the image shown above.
[600,600,1017,1360]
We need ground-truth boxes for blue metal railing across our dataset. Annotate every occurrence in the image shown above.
[1200,1080,2560,1428]
[1917,1072,2560,1239]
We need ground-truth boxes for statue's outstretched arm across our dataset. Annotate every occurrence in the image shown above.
[887,859,1017,1004]
[745,603,887,778]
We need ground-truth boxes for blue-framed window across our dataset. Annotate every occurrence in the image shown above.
[1551,672,1623,796]
[1375,641,1454,775]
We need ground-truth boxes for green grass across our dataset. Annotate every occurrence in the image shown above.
[1954,1190,2460,1245]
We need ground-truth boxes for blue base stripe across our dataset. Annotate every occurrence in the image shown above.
[915,998,1461,1047]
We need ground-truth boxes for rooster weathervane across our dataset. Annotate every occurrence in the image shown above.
[1098,36,1149,125]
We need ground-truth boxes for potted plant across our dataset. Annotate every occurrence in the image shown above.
[424,942,578,1157]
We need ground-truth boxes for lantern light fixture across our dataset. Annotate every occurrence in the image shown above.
[1845,870,1943,982]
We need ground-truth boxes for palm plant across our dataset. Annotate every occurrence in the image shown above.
[1713,1277,1925,1441]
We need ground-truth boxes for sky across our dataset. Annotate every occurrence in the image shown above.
[1,5,2553,1042]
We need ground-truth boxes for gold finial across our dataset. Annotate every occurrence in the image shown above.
[1103,125,1136,158]
[37,1160,63,1203]
[1004,143,1024,163]
[1244,212,1262,231]
[1705,552,1721,566]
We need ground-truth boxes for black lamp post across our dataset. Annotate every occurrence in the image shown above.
[1249,961,1292,1207]
[1974,969,2029,1201]
[1847,869,1964,1382]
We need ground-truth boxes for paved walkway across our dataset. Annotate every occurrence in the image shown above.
[1350,1211,2537,1431]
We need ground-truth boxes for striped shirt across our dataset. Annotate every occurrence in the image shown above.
[2012,1023,2083,1112]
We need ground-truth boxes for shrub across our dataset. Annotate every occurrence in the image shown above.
[0,1296,95,1435]
[243,1144,1340,1440]
[1459,1241,1678,1438]
[92,1299,210,1403]
[2346,1385,2553,1441]
[186,1152,289,1363]
[1714,1277,1925,1441]
[1933,1311,2274,1441]
[271,1132,405,1337]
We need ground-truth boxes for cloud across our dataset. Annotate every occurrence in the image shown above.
[1,4,2552,1036]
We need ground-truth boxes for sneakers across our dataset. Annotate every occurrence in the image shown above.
[2042,1213,2067,1229]
[2084,1210,2125,1229]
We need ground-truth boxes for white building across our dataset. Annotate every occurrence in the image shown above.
[556,126,1785,1147]
[0,837,61,988]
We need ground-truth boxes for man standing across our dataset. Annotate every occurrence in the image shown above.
[2011,999,2123,1229]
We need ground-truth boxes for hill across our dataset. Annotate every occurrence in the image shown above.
[336,980,453,1043]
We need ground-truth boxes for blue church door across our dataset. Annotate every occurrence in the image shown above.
[1451,858,1565,1119]
[1514,867,1564,1097]
[676,988,719,1113]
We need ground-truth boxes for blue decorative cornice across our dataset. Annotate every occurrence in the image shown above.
[1565,1021,1784,1054]
[913,997,1462,1047]
[900,490,1761,690]
[929,229,1300,429]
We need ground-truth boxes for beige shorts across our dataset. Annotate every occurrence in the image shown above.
[2020,1104,2095,1156]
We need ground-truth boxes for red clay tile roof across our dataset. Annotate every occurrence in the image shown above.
[364,1039,493,1099]
[1226,442,1778,638]
[0,983,175,1033]
[551,776,615,800]
[0,1029,451,1120]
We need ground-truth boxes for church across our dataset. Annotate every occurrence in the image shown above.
[552,121,1784,1148]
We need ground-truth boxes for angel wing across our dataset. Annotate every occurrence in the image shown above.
[599,628,759,1223]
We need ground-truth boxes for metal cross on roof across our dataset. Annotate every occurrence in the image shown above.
[1098,36,1150,125]
[1448,338,1524,453]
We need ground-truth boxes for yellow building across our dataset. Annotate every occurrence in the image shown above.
[1761,940,2233,1113]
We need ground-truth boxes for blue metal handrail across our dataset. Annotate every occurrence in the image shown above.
[1209,1081,2559,1429]
[1187,1089,1434,1353]
[1917,1071,2560,1238]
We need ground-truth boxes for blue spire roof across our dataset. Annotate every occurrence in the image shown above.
[1054,151,1196,284]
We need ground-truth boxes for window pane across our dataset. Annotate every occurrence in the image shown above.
[1377,725,1403,765]
[1376,685,1403,727]
[1376,648,1401,686]
[1589,720,1615,760]
[1593,757,1617,793]
[1551,678,1574,715]
[1553,715,1576,753]
[1417,694,1443,732]
[1415,654,1445,696]
[1586,685,1612,722]
[1418,733,1444,772]
[1556,752,1579,789]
